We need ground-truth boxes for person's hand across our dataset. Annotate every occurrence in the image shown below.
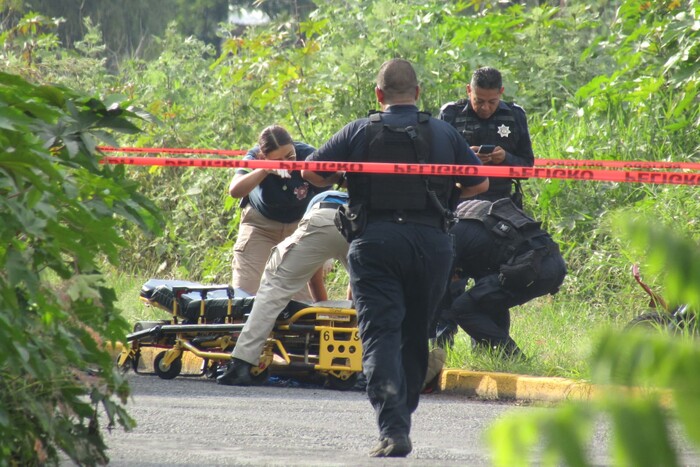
[268,169,291,178]
[477,153,492,164]
[489,147,506,165]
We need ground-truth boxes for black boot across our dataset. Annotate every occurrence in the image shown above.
[216,357,254,386]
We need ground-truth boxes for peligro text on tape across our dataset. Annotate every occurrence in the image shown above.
[536,158,700,171]
[101,156,700,186]
[97,146,700,171]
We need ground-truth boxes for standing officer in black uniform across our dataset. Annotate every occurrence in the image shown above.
[439,67,534,207]
[303,59,488,458]
[435,198,567,357]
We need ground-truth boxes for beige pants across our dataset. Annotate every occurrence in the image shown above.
[233,204,349,365]
[231,205,311,302]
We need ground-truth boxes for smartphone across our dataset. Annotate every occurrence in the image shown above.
[478,144,496,154]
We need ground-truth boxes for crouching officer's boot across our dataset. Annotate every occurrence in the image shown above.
[216,357,254,386]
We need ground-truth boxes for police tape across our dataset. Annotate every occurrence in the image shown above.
[100,156,700,186]
[535,158,700,171]
[97,146,248,156]
[98,146,700,171]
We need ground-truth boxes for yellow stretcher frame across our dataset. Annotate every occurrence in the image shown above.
[118,287,362,390]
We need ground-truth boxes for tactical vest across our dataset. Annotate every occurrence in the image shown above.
[443,99,521,196]
[346,111,453,217]
[455,198,547,265]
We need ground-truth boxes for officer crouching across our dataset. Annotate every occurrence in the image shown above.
[435,198,567,358]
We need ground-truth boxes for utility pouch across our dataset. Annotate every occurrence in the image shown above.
[334,204,367,242]
[498,248,544,291]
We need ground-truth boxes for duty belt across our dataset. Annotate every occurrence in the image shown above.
[367,210,446,230]
[318,202,344,210]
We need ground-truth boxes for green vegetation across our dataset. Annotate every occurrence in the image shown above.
[0,73,161,464]
[1,0,699,464]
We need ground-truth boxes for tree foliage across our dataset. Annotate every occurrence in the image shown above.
[0,73,162,464]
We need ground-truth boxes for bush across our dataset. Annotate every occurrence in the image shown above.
[0,72,162,464]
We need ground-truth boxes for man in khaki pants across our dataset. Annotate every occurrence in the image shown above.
[218,190,349,385]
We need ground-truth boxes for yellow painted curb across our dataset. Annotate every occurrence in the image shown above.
[439,369,598,402]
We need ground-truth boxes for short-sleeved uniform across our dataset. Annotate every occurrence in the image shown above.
[231,142,326,299]
[232,191,350,365]
[306,105,485,441]
[439,99,534,201]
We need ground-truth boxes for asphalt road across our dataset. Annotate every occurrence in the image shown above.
[95,373,545,466]
[82,353,700,466]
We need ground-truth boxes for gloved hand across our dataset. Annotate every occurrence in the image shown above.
[269,169,291,178]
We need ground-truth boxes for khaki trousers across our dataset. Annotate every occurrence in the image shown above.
[233,204,349,365]
[231,205,311,302]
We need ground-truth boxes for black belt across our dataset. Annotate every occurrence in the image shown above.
[367,211,446,230]
[319,202,343,210]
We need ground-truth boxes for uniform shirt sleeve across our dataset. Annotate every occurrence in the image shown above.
[236,146,260,175]
[305,120,368,176]
[438,103,456,123]
[503,104,534,168]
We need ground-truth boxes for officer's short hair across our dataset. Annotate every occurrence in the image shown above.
[376,59,418,101]
[471,67,502,90]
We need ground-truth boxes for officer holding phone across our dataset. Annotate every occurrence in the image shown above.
[439,67,535,207]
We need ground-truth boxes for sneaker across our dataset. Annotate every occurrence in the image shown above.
[216,357,254,386]
[368,434,412,458]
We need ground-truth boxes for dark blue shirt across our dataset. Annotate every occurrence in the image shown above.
[237,141,326,223]
[439,100,533,167]
[306,105,486,189]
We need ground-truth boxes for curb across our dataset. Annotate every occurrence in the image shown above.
[439,369,596,402]
[112,344,594,403]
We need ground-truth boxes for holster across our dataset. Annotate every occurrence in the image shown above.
[334,204,367,242]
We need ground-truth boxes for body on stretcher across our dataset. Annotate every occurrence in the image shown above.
[117,279,362,390]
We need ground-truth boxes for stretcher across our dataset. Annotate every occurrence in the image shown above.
[116,279,362,390]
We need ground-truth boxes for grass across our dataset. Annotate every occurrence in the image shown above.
[111,271,171,326]
[442,296,620,381]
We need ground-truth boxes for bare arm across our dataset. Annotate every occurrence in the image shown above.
[228,169,270,198]
[459,179,489,198]
[307,267,328,302]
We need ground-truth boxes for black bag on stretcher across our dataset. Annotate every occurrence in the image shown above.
[140,279,256,324]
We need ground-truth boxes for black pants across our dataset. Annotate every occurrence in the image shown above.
[348,221,453,439]
[445,251,566,351]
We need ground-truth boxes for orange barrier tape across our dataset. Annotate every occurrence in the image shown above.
[536,158,700,171]
[97,146,247,156]
[101,156,700,186]
[98,146,700,171]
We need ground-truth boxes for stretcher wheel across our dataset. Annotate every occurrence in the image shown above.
[154,351,182,380]
[326,371,359,391]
